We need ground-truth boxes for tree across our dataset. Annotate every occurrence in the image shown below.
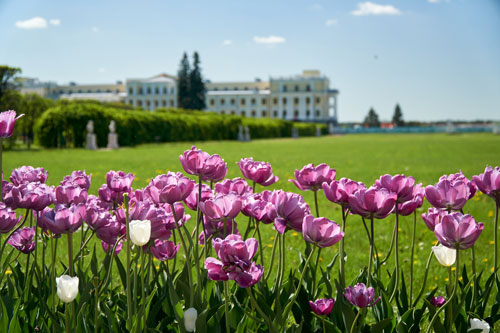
[0,66,22,99]
[20,93,54,148]
[188,52,206,110]
[177,53,191,109]
[363,108,380,128]
[392,103,404,127]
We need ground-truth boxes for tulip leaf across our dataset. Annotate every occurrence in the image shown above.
[0,296,8,333]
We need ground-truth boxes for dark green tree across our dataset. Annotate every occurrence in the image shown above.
[20,93,54,148]
[188,52,206,110]
[392,103,404,127]
[0,65,22,99]
[177,53,191,109]
[363,107,380,128]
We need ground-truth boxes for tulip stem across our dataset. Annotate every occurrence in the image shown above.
[367,217,374,287]
[283,246,316,321]
[171,204,194,306]
[0,137,2,202]
[409,211,416,305]
[471,244,477,309]
[389,207,399,302]
[195,176,202,301]
[495,201,499,286]
[256,221,264,268]
[65,303,70,333]
[350,309,361,333]
[313,190,320,217]
[67,233,74,330]
[140,248,146,331]
[446,267,452,331]
[264,234,279,282]
[247,287,278,333]
[426,249,459,333]
[322,317,326,333]
[51,236,57,333]
[124,193,133,330]
[133,246,138,315]
[412,249,434,307]
[312,248,322,297]
[72,230,95,267]
[339,207,347,287]
[224,281,230,333]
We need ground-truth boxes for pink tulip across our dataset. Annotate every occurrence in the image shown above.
[101,240,123,255]
[145,172,195,204]
[434,212,484,250]
[242,191,276,224]
[11,182,55,211]
[398,184,425,216]
[198,217,238,245]
[473,166,500,204]
[322,178,366,208]
[0,203,21,233]
[0,110,24,138]
[179,146,228,181]
[184,184,213,211]
[97,184,119,204]
[425,179,469,211]
[61,170,91,190]
[348,187,396,219]
[440,171,477,200]
[106,170,134,193]
[309,298,335,316]
[214,177,253,197]
[10,166,48,186]
[42,204,86,234]
[199,193,242,222]
[8,227,35,254]
[150,239,180,261]
[421,207,447,231]
[96,217,126,244]
[302,215,344,248]
[55,184,88,206]
[344,283,381,308]
[237,157,278,186]
[290,163,336,191]
[272,191,310,234]
[374,174,416,203]
[430,296,446,307]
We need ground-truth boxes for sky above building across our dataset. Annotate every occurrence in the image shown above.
[1,0,499,122]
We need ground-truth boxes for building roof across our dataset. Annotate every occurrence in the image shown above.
[126,73,177,84]
[207,89,270,96]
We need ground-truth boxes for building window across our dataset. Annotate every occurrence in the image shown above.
[129,100,133,105]
[78,90,82,93]
[138,87,143,95]
[294,110,299,118]
[261,98,267,105]
[273,110,278,117]
[316,97,321,104]
[214,87,218,91]
[251,98,256,105]
[251,110,256,117]
[282,110,287,118]
[282,97,287,105]
[230,99,235,105]
[294,97,299,105]
[306,97,311,104]
[306,110,311,117]
[294,85,299,92]
[224,87,228,91]
[273,98,278,105]
[234,87,239,91]
[262,111,267,117]
[241,111,246,117]
[316,110,320,117]
[129,88,133,95]
[147,87,151,95]
[244,86,248,90]
[220,110,225,114]
[96,89,101,93]
[241,99,246,105]
[137,100,143,106]
[146,100,151,107]
[154,100,159,107]
[162,100,167,107]
[170,100,174,106]
[230,111,235,115]
[210,99,215,106]
[163,87,167,94]
[282,85,287,92]
[306,85,311,92]
[221,99,226,105]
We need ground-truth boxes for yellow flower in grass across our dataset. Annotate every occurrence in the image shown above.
[292,232,298,237]
[488,210,493,217]
[267,244,273,248]
[483,258,488,262]
[5,269,12,275]
[490,241,495,245]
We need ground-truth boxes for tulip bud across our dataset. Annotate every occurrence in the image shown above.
[432,244,456,267]
[129,220,151,246]
[468,318,490,332]
[183,307,198,332]
[56,275,79,303]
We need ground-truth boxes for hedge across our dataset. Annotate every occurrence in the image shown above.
[34,101,328,148]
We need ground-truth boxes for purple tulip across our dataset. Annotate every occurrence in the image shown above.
[322,178,366,208]
[0,110,24,138]
[184,183,213,211]
[61,170,91,190]
[421,207,447,231]
[425,179,469,211]
[11,182,54,211]
[97,184,119,204]
[473,166,500,204]
[204,234,264,288]
[101,240,123,255]
[55,184,88,206]
[10,166,48,186]
[374,174,416,203]
[179,146,228,181]
[96,218,126,244]
[440,171,477,200]
[272,191,310,234]
[302,215,344,248]
[0,203,21,233]
[106,170,134,193]
[344,283,381,308]
[309,298,335,316]
[290,163,336,191]
[237,157,278,186]
[8,227,35,254]
[2,181,14,208]
[150,239,180,261]
[398,184,425,216]
[199,193,242,222]
[434,212,484,250]
[430,296,446,307]
[199,217,239,244]
[43,204,86,234]
[348,187,397,219]
[130,201,182,240]
[214,177,253,197]
[242,191,276,224]
[145,172,194,205]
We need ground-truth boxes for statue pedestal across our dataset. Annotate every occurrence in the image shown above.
[85,134,97,150]
[107,133,119,149]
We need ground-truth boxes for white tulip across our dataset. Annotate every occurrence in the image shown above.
[432,244,456,267]
[129,220,151,246]
[184,307,198,332]
[468,318,490,332]
[56,275,79,303]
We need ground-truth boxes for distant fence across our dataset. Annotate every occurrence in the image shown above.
[331,125,498,135]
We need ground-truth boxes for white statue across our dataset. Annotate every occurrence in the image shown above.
[107,120,119,149]
[244,126,251,142]
[85,120,97,150]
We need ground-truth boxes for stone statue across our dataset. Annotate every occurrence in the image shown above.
[238,125,245,141]
[292,127,299,139]
[316,126,321,137]
[244,126,251,142]
[85,120,97,150]
[107,120,119,149]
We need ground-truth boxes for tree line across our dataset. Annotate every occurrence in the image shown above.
[363,104,404,128]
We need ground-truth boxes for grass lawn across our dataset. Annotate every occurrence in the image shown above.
[3,133,500,296]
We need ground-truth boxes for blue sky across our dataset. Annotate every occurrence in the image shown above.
[1,0,499,122]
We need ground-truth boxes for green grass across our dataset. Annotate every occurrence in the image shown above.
[4,133,500,296]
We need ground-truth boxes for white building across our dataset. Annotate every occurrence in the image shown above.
[125,74,177,110]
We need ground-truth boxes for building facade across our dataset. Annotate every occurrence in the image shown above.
[125,74,177,110]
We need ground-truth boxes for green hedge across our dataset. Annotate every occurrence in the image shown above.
[34,101,327,148]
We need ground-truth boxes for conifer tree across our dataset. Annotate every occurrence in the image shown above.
[177,52,191,109]
[188,52,206,110]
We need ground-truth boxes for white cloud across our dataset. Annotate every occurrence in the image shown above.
[15,17,48,29]
[351,2,401,16]
[49,19,61,26]
[98,67,106,73]
[92,26,99,33]
[428,0,449,3]
[253,35,286,45]
[325,19,338,27]
[311,3,323,11]
[222,39,232,46]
